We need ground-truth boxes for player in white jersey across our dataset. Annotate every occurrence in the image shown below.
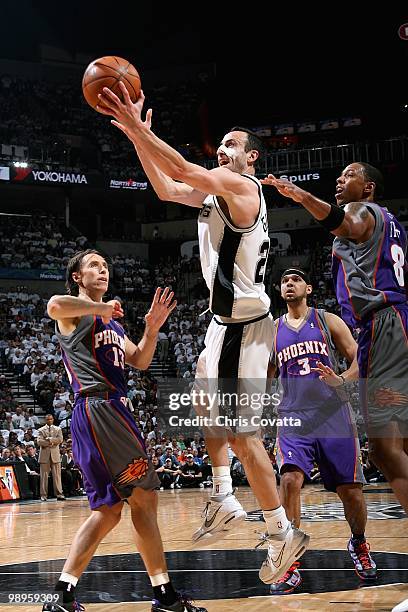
[98,83,309,584]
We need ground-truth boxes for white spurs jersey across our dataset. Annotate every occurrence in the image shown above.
[198,174,270,320]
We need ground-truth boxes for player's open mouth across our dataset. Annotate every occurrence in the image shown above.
[335,187,343,194]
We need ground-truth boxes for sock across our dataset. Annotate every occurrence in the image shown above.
[212,466,232,498]
[55,573,78,604]
[351,533,366,544]
[263,506,290,535]
[151,575,177,606]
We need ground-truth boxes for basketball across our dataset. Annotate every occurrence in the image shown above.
[82,56,141,112]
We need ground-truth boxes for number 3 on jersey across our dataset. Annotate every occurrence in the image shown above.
[298,357,311,375]
[391,244,405,287]
[254,239,270,284]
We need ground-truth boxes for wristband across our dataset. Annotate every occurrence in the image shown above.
[317,204,345,231]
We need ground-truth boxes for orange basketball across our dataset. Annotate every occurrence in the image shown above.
[82,56,141,113]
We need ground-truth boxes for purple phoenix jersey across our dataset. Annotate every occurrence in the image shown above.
[275,308,344,412]
[56,315,127,397]
[332,203,407,329]
[55,314,160,509]
[275,308,364,490]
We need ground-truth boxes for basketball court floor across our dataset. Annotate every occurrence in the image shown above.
[1,484,407,611]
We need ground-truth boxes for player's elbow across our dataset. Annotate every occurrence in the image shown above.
[171,165,189,183]
[47,297,62,320]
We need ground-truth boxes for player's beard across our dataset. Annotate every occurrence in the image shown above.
[284,291,307,304]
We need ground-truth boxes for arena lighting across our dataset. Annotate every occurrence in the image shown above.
[13,161,28,168]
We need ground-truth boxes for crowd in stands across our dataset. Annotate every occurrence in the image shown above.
[0,74,207,177]
[0,214,88,271]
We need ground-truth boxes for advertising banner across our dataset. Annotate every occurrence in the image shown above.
[0,268,64,281]
[0,465,20,501]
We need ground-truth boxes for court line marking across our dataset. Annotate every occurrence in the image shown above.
[1,569,408,575]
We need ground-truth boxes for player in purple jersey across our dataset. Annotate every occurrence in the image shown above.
[268,269,376,594]
[262,165,408,611]
[43,250,206,612]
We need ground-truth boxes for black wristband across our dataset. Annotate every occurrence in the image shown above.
[317,204,345,231]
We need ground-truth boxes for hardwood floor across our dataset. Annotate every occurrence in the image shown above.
[0,484,407,611]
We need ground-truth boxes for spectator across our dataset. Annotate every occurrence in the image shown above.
[37,414,65,501]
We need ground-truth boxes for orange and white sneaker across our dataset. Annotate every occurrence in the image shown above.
[347,538,377,580]
[269,561,302,595]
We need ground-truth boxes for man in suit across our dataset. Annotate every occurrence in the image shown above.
[24,445,41,499]
[37,414,65,501]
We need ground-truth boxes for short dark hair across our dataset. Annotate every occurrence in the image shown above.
[358,162,384,199]
[229,126,266,168]
[65,249,104,296]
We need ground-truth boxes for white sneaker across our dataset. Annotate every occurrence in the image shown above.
[392,599,408,612]
[192,492,247,545]
[257,525,310,584]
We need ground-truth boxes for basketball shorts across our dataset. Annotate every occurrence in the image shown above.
[72,392,159,510]
[193,312,274,434]
[276,403,365,492]
[358,304,408,431]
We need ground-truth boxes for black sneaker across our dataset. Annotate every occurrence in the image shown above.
[42,601,85,611]
[269,561,302,595]
[151,594,207,611]
[347,538,377,580]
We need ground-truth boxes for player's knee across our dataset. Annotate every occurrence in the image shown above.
[281,470,303,493]
[336,483,363,503]
[369,441,392,469]
[128,486,157,511]
[229,433,258,462]
[95,502,123,526]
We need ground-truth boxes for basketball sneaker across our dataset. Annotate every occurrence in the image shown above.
[257,525,310,584]
[347,538,377,580]
[392,598,408,612]
[269,561,302,595]
[42,601,85,611]
[192,491,247,545]
[151,594,207,611]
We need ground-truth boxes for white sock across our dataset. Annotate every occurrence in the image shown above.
[59,572,78,588]
[263,506,290,535]
[150,572,170,587]
[212,466,232,498]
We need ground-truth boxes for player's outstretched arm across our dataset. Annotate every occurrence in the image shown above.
[98,85,205,206]
[125,287,177,371]
[98,83,251,200]
[261,174,374,241]
[47,295,124,325]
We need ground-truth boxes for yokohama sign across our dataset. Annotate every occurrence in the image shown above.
[9,167,89,185]
[31,170,87,184]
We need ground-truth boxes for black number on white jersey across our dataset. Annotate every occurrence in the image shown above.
[255,239,270,284]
